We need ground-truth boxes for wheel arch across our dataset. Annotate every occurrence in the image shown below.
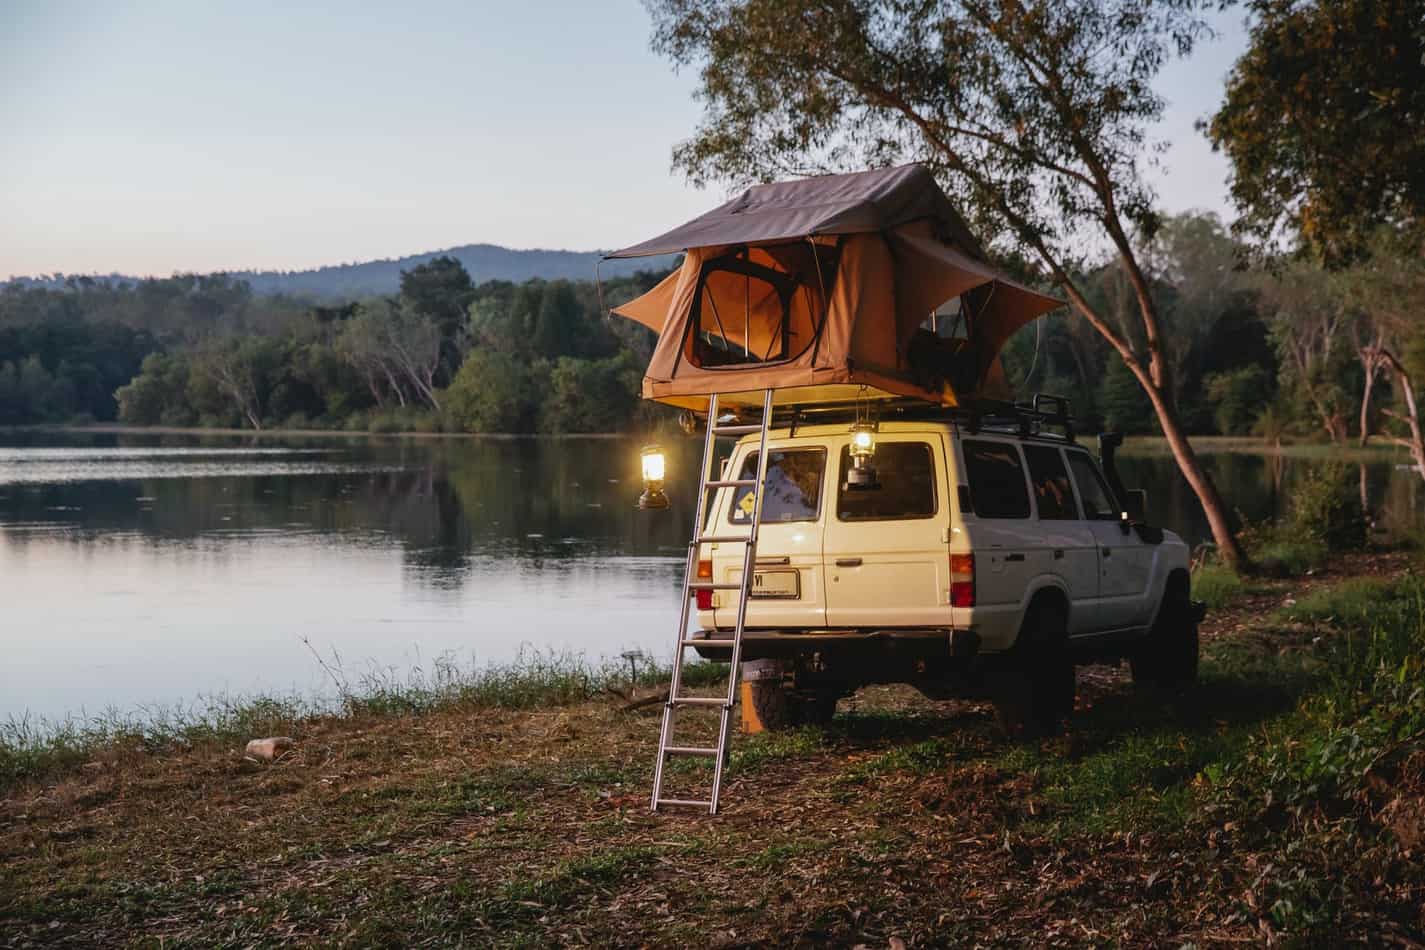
[1148,567,1191,629]
[1017,581,1071,648]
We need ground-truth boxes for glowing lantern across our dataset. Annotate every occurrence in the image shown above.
[638,445,670,510]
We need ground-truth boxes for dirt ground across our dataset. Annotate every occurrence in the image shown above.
[2,551,1422,947]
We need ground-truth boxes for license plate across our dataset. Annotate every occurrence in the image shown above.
[750,569,800,599]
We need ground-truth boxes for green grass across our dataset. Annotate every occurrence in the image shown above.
[1192,562,1245,609]
[0,649,727,792]
[1253,537,1330,575]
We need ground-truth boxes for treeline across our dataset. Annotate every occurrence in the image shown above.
[0,261,664,433]
[997,214,1425,454]
[2,218,1421,441]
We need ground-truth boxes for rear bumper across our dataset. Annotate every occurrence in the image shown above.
[687,626,982,663]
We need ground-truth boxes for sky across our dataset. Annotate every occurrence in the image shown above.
[0,1,1248,280]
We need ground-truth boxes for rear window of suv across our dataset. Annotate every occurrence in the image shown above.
[836,442,937,521]
[961,440,1031,519]
[728,449,826,524]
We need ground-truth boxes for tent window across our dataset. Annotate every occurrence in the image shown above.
[921,296,969,340]
[688,244,838,370]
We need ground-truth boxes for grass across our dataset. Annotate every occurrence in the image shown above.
[1191,562,1244,609]
[3,550,1423,945]
[0,648,728,792]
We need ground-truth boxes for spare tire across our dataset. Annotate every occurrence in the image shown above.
[742,681,841,732]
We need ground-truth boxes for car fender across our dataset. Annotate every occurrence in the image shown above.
[1144,532,1191,629]
[1017,573,1074,629]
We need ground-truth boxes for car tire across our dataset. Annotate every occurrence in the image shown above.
[1131,577,1199,689]
[994,601,1075,738]
[744,678,794,732]
[744,681,840,731]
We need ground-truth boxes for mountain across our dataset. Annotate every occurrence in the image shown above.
[6,244,678,299]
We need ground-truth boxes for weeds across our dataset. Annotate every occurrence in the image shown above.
[1192,562,1244,609]
[0,648,727,792]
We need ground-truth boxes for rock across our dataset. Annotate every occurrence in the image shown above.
[244,737,294,762]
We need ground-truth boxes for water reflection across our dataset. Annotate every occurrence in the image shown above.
[1,429,1421,721]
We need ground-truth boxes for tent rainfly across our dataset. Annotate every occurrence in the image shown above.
[606,164,1063,411]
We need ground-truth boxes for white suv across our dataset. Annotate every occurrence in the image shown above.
[687,410,1201,733]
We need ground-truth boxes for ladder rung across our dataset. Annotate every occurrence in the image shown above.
[663,745,719,757]
[655,798,714,808]
[712,424,762,435]
[688,582,742,591]
[682,638,736,647]
[669,696,728,707]
[704,479,757,489]
[697,534,752,544]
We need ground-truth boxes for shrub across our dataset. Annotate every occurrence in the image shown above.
[1287,462,1367,551]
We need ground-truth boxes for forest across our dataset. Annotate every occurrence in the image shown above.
[1,213,1421,449]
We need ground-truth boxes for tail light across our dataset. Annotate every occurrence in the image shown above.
[696,558,713,611]
[950,553,975,608]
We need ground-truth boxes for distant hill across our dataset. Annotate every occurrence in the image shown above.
[6,244,679,299]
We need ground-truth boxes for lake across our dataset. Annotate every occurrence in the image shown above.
[2,428,1421,723]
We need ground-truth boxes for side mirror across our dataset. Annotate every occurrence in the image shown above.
[1123,488,1148,524]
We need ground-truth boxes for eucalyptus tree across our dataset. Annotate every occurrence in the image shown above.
[1344,235,1425,481]
[1208,0,1425,263]
[647,0,1248,565]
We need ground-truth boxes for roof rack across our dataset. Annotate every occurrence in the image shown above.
[755,392,1076,442]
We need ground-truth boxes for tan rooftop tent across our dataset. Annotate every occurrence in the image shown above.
[606,164,1063,411]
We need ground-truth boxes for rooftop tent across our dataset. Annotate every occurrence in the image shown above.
[607,164,1063,411]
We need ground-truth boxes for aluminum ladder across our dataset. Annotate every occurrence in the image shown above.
[651,389,774,815]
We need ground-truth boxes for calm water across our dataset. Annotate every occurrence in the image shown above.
[1,429,1421,722]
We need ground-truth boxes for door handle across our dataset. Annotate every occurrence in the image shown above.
[756,556,791,566]
[1004,553,1025,562]
[835,557,863,567]
[1102,548,1113,558]
[1053,549,1064,560]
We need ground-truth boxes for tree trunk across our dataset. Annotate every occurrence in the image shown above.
[1356,333,1387,446]
[1380,351,1425,484]
[1137,369,1247,567]
[1058,281,1250,571]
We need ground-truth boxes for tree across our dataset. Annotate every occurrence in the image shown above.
[399,256,475,375]
[1346,233,1425,481]
[540,353,642,432]
[196,337,269,429]
[1256,264,1354,443]
[334,302,443,410]
[648,0,1249,566]
[444,350,535,433]
[532,280,585,359]
[1207,0,1425,262]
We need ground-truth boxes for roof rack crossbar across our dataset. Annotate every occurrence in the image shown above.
[730,392,1077,442]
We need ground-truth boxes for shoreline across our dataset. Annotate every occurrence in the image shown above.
[0,423,642,441]
[4,424,1417,457]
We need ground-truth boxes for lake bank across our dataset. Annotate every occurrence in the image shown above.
[4,548,1423,945]
[10,423,1420,452]
[5,428,1425,726]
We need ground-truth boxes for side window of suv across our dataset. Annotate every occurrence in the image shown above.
[1023,445,1078,520]
[1067,452,1120,520]
[961,440,1031,519]
[729,449,826,523]
[836,442,937,521]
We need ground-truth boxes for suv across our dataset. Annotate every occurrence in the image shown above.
[687,412,1201,733]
